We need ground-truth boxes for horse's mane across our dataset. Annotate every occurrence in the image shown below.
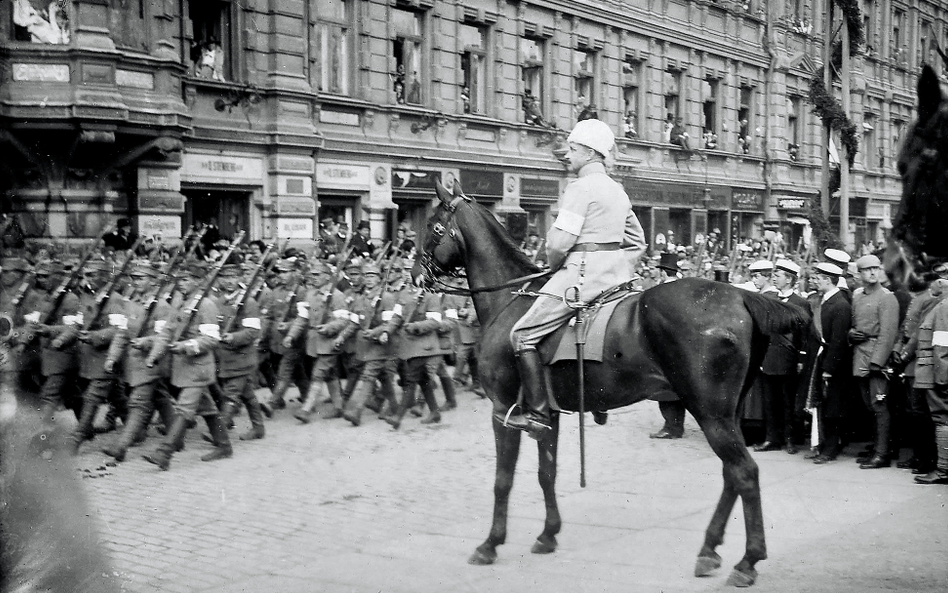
[464,199,541,274]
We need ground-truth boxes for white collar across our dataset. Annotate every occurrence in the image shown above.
[821,287,840,304]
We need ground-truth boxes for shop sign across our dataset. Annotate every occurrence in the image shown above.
[460,169,504,198]
[276,197,316,216]
[732,190,764,211]
[13,63,69,82]
[137,215,181,239]
[276,217,314,239]
[391,170,440,190]
[521,177,560,198]
[316,163,370,189]
[778,197,809,211]
[181,153,264,184]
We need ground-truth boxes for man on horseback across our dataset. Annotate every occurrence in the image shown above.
[504,118,646,439]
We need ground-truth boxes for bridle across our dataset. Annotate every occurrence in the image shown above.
[418,193,551,296]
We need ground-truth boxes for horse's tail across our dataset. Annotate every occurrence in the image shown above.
[741,291,810,336]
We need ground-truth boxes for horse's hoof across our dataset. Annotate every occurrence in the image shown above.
[694,553,722,577]
[531,536,557,554]
[468,546,496,565]
[725,567,757,588]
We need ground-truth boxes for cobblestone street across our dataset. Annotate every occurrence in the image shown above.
[72,387,948,593]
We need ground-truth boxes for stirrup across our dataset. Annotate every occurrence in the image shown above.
[501,403,520,428]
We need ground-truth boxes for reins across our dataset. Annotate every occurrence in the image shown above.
[424,269,552,295]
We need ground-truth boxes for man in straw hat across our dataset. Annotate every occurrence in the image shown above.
[506,118,647,439]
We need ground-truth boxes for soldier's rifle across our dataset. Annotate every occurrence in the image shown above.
[363,256,397,334]
[220,240,279,336]
[373,241,392,265]
[248,237,290,303]
[81,236,147,332]
[10,250,47,315]
[132,227,205,339]
[169,230,245,344]
[38,234,108,326]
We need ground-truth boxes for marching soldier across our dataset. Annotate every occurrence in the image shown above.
[451,289,483,395]
[1,257,41,401]
[143,261,231,470]
[341,263,400,426]
[101,261,176,461]
[427,291,458,411]
[263,259,309,410]
[285,259,353,422]
[213,260,266,440]
[338,257,368,408]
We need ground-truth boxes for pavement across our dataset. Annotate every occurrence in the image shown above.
[68,386,948,593]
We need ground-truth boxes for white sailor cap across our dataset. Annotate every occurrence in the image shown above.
[814,262,844,277]
[748,260,774,273]
[774,259,801,276]
[823,248,851,267]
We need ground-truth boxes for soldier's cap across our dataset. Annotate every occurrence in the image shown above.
[813,262,843,277]
[309,260,333,275]
[362,263,382,276]
[218,263,243,277]
[0,257,30,272]
[344,257,363,270]
[82,259,111,274]
[183,261,210,277]
[774,259,801,276]
[855,254,882,270]
[129,261,162,278]
[272,258,297,272]
[823,248,851,266]
[34,260,63,275]
[748,260,774,273]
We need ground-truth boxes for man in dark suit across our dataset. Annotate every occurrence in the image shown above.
[350,220,375,258]
[101,217,134,251]
[756,259,810,454]
[804,261,853,464]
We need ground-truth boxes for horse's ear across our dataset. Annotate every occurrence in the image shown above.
[917,64,943,126]
[434,178,452,205]
[452,179,466,199]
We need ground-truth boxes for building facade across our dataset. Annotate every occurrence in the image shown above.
[0,0,935,252]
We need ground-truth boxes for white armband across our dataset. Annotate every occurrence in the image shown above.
[933,331,948,347]
[392,304,403,317]
[425,311,443,322]
[63,314,81,326]
[154,320,166,334]
[296,302,310,319]
[350,313,360,323]
[198,324,221,340]
[332,309,350,320]
[381,311,394,322]
[108,313,129,330]
[185,339,201,355]
[552,210,585,236]
[444,308,459,320]
[241,317,261,330]
[24,311,40,324]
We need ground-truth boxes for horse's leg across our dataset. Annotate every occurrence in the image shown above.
[696,419,766,587]
[469,417,522,565]
[532,413,561,554]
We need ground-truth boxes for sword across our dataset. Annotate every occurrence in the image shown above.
[564,283,587,488]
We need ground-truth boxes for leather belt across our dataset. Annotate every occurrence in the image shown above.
[571,242,621,253]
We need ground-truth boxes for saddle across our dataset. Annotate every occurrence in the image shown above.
[537,282,640,365]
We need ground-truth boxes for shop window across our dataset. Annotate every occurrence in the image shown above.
[738,86,754,154]
[392,7,423,105]
[188,0,234,82]
[702,79,719,149]
[459,23,488,115]
[573,49,596,122]
[521,37,545,125]
[13,0,70,44]
[787,96,800,161]
[317,0,353,95]
[622,58,640,139]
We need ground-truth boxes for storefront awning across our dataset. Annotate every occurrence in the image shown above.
[787,216,810,225]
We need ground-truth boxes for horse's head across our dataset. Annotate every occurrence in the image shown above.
[413,178,471,287]
[886,64,948,288]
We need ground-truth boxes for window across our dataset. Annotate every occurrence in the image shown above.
[892,117,906,169]
[863,113,876,170]
[316,0,353,95]
[521,37,545,125]
[702,79,719,149]
[392,8,423,105]
[459,23,487,114]
[622,58,640,139]
[787,97,801,161]
[862,0,874,54]
[892,10,905,62]
[13,0,70,44]
[738,86,754,154]
[573,49,596,120]
[188,1,234,81]
[663,69,681,142]
[919,20,932,66]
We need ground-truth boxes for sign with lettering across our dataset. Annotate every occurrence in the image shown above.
[276,217,314,239]
[732,190,764,211]
[181,153,264,184]
[459,168,504,198]
[777,197,809,211]
[13,63,70,82]
[276,197,316,216]
[316,164,370,189]
[138,215,181,239]
[520,177,560,198]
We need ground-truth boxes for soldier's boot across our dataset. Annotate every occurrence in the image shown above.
[419,380,442,425]
[200,415,233,462]
[267,378,290,410]
[915,424,948,484]
[440,371,458,411]
[343,379,373,427]
[294,383,323,424]
[205,402,238,443]
[155,396,176,439]
[67,401,99,455]
[326,379,344,419]
[239,393,266,441]
[129,411,153,447]
[102,408,149,462]
[410,388,425,417]
[143,415,189,471]
[494,348,552,440]
[384,383,417,431]
[379,377,399,419]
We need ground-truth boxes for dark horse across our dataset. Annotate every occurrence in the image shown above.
[415,180,809,587]
[884,64,948,287]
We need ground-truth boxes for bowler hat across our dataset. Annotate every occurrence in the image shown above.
[713,269,730,283]
[357,220,371,231]
[656,252,679,273]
